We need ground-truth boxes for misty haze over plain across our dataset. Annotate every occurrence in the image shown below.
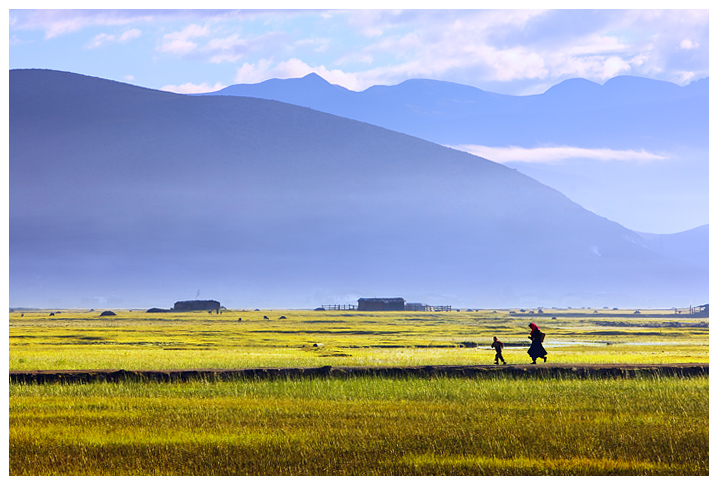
[9,69,708,310]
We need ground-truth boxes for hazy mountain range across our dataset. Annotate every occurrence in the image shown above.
[207,72,707,151]
[204,73,709,234]
[9,69,708,309]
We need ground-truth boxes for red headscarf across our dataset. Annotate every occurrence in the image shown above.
[529,322,539,331]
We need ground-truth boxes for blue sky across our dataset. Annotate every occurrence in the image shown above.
[6,5,711,234]
[9,7,709,95]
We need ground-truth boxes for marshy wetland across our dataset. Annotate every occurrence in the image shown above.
[8,308,709,475]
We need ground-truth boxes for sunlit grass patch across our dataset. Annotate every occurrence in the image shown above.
[9,375,709,475]
[395,454,675,475]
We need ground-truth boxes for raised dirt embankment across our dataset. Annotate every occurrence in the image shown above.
[9,363,707,384]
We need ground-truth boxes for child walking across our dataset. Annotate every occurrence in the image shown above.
[491,336,507,365]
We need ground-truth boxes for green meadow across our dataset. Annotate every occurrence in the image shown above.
[8,308,709,475]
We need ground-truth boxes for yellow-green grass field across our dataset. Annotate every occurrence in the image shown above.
[9,308,709,370]
[8,308,709,475]
[9,375,709,475]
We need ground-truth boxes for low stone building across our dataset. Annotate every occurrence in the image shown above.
[357,297,405,311]
[173,300,221,313]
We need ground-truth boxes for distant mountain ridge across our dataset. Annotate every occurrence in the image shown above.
[9,69,707,309]
[205,73,708,149]
[204,72,709,237]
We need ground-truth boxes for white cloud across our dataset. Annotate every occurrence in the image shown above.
[265,58,316,79]
[673,71,698,84]
[680,39,699,50]
[156,24,210,56]
[119,29,141,42]
[206,34,248,63]
[600,56,632,79]
[234,59,275,84]
[346,10,403,38]
[160,81,226,94]
[567,34,630,56]
[478,46,549,82]
[12,9,155,39]
[85,28,141,49]
[452,145,668,164]
[206,31,287,64]
[343,10,556,85]
[85,33,113,49]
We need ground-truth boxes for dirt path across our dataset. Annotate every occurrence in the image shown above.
[9,363,707,384]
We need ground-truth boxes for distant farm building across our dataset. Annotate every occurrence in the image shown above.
[674,304,709,316]
[357,297,405,311]
[692,304,709,316]
[321,299,451,312]
[173,300,221,313]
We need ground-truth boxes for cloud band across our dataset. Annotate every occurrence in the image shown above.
[453,145,668,164]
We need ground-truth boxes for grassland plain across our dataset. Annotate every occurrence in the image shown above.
[8,308,709,475]
[9,375,709,475]
[8,308,709,370]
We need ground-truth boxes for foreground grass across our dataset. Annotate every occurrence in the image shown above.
[9,375,708,475]
[9,309,709,370]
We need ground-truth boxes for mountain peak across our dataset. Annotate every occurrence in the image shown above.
[300,72,328,83]
[542,77,601,96]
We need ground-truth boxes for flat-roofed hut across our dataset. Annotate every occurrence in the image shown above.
[173,299,221,312]
[357,297,405,311]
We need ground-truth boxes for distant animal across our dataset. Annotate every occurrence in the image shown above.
[264,316,269,320]
[49,312,54,316]
[238,318,242,322]
[279,316,287,320]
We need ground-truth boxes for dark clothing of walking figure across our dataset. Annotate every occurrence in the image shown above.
[527,322,547,364]
[491,336,506,365]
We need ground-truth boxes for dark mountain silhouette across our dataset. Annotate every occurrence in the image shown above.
[206,73,708,150]
[9,69,707,309]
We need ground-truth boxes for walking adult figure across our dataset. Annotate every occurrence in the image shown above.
[527,322,547,364]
